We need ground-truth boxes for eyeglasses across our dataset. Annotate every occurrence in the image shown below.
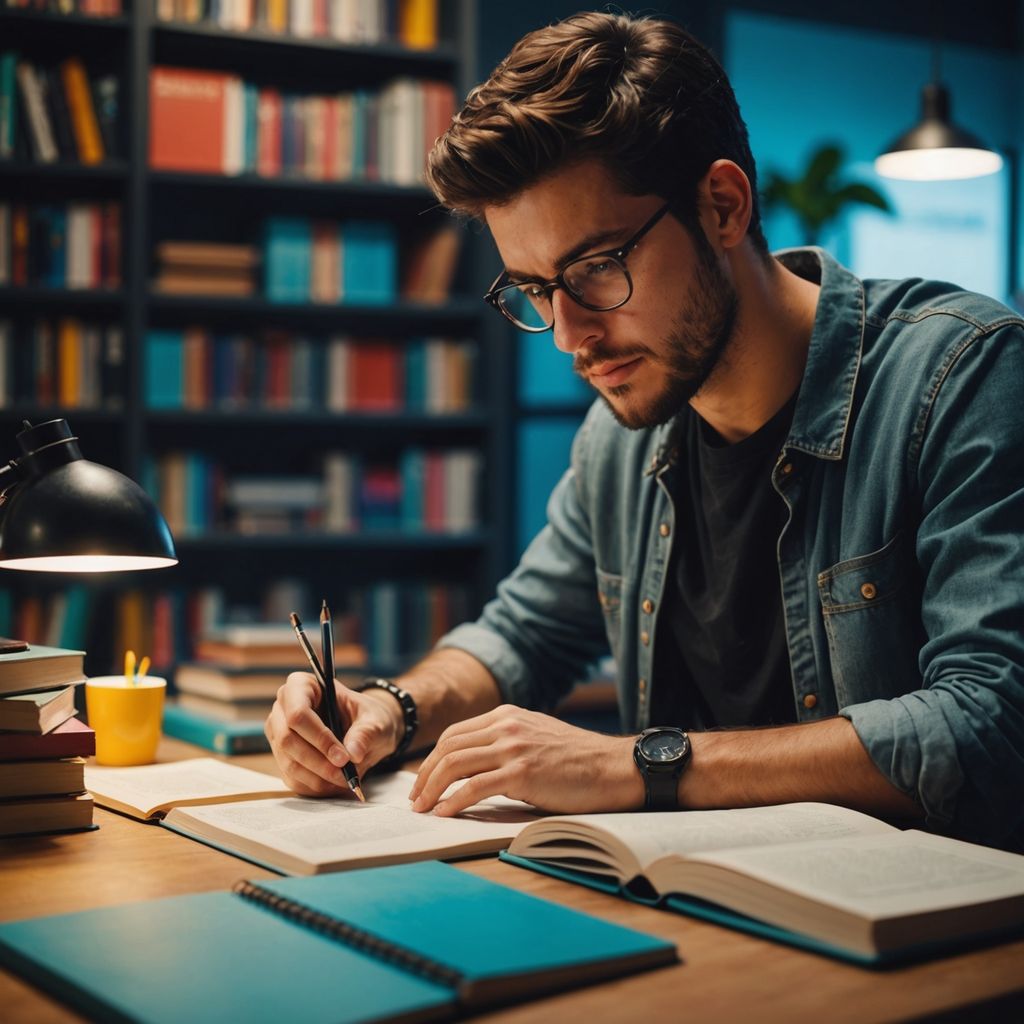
[484,202,673,333]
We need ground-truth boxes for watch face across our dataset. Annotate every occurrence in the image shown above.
[640,731,687,763]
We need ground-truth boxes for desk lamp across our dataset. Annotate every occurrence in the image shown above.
[0,419,177,572]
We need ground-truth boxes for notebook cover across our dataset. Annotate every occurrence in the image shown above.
[0,890,454,1024]
[257,860,678,1002]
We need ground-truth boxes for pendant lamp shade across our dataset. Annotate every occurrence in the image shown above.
[876,83,1003,181]
[0,419,177,572]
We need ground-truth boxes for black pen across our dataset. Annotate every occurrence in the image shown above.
[288,610,365,802]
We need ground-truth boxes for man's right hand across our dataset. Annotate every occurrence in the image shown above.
[264,672,403,796]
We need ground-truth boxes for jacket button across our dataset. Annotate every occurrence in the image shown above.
[642,598,654,614]
[860,582,878,600]
[781,462,794,476]
[803,693,818,709]
[659,523,671,537]
[638,678,647,693]
[641,631,650,646]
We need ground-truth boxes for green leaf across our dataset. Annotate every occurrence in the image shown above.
[802,145,843,190]
[833,182,892,212]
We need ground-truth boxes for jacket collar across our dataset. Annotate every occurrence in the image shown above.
[644,246,865,476]
[775,246,866,461]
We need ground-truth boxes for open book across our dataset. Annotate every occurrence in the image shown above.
[162,769,541,875]
[0,861,676,1024]
[502,802,1024,964]
[85,757,541,874]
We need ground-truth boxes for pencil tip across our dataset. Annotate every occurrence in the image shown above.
[289,612,300,627]
[320,599,331,622]
[354,785,366,803]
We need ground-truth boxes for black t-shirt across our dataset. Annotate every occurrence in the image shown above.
[650,395,799,730]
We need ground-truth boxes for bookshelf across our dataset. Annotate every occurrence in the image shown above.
[0,0,514,680]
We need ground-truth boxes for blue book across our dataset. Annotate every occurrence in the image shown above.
[342,220,396,304]
[243,82,258,173]
[161,701,270,755]
[264,217,311,303]
[145,331,184,409]
[0,862,675,1024]
[0,51,17,158]
[399,448,426,530]
[500,805,1024,967]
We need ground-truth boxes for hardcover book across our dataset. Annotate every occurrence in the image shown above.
[502,802,1024,964]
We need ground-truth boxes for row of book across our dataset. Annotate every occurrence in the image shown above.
[0,201,122,289]
[0,53,119,164]
[0,643,95,838]
[144,329,475,412]
[0,317,125,409]
[265,217,394,304]
[150,65,453,185]
[1,0,121,14]
[143,447,482,535]
[154,0,439,49]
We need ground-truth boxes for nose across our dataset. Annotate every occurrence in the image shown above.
[550,289,603,355]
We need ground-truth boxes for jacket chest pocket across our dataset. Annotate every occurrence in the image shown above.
[817,531,924,706]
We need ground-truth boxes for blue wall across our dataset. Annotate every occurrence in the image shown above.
[726,11,1022,303]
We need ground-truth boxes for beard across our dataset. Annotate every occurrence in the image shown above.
[573,229,740,430]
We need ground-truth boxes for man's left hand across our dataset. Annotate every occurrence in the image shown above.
[408,705,642,816]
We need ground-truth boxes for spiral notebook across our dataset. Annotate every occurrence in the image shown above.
[0,861,677,1024]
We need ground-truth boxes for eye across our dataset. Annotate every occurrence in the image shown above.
[585,260,614,276]
[517,283,546,299]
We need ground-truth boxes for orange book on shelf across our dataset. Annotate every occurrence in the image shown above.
[57,318,82,407]
[267,0,287,33]
[399,0,437,49]
[149,67,231,174]
[60,58,105,165]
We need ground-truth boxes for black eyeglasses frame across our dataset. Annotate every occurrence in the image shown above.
[483,201,674,333]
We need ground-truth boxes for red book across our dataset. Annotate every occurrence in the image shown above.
[150,67,231,174]
[0,718,95,762]
[102,203,121,287]
[424,451,445,530]
[11,203,29,286]
[257,89,282,177]
[265,333,291,408]
[349,342,402,411]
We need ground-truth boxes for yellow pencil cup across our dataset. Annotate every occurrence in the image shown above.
[85,676,166,766]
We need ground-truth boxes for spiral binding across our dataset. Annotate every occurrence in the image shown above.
[232,880,465,992]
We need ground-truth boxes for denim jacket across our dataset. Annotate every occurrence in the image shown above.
[440,248,1024,848]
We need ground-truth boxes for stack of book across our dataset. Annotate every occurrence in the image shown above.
[153,240,259,297]
[0,642,94,838]
[164,623,366,754]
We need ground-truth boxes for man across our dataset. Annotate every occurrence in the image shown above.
[266,12,1024,848]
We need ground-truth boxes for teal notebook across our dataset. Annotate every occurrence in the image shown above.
[0,861,677,1024]
[161,701,270,754]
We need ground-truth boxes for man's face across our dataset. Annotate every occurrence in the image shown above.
[484,160,739,430]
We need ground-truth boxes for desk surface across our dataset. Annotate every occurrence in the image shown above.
[2,738,1024,1024]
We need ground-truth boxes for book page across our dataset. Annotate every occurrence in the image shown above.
[687,830,1024,918]
[514,803,897,874]
[85,758,290,818]
[164,771,541,873]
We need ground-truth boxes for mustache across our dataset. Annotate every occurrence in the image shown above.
[573,344,651,376]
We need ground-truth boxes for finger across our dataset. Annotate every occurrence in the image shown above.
[281,756,348,798]
[433,768,513,817]
[411,744,502,812]
[280,671,350,764]
[409,723,502,801]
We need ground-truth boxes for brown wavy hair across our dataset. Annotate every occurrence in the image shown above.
[426,11,769,256]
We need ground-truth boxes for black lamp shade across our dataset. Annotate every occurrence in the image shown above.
[0,420,177,572]
[876,83,1003,181]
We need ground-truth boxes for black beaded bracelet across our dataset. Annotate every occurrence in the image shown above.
[356,677,419,770]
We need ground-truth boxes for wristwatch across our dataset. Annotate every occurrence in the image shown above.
[633,727,691,810]
[355,678,419,771]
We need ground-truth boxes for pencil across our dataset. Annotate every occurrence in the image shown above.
[288,610,365,802]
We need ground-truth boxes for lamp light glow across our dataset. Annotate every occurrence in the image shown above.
[0,419,177,573]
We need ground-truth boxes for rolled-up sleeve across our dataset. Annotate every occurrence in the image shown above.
[841,323,1024,846]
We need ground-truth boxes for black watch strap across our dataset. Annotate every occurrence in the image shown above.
[644,769,681,811]
[355,677,418,771]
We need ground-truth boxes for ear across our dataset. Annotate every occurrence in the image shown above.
[698,159,753,251]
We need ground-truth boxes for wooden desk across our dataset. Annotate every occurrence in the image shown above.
[3,738,1024,1023]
